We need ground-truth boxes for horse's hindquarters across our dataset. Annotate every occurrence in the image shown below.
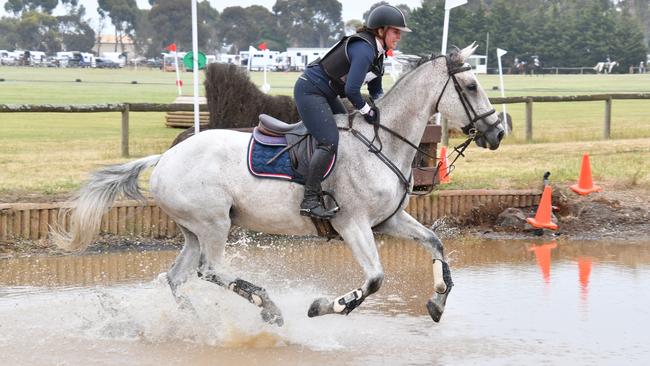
[150,130,317,236]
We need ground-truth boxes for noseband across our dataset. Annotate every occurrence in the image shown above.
[433,55,497,137]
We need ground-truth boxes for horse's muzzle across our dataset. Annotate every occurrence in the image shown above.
[475,121,505,150]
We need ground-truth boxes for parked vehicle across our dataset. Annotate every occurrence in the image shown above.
[95,57,120,68]
[147,58,163,69]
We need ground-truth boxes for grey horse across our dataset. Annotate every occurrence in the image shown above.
[55,43,504,326]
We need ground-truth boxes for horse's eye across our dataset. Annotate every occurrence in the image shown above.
[467,83,477,91]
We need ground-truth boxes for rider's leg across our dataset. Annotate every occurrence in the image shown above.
[294,77,340,219]
[300,142,337,218]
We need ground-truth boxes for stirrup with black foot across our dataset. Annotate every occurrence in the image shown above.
[300,193,339,219]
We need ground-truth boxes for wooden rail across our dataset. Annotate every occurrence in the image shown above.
[2,93,649,151]
[0,190,540,242]
[436,93,650,145]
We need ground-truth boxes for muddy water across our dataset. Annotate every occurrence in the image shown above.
[1,238,649,365]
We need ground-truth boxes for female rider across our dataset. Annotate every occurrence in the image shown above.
[294,4,411,219]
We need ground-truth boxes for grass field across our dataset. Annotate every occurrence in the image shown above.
[1,66,649,199]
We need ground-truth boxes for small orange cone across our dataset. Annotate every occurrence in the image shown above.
[570,153,602,195]
[438,146,450,184]
[526,185,559,230]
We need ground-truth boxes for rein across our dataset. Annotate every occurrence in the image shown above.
[342,53,495,225]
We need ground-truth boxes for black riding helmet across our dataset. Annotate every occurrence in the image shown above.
[366,5,412,32]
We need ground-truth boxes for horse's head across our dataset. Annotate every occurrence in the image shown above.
[436,43,504,150]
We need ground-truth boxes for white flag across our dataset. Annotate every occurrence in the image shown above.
[445,0,467,10]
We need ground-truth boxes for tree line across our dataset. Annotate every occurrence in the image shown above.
[1,0,648,70]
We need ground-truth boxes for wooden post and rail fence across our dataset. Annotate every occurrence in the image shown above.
[1,93,649,242]
[2,93,648,155]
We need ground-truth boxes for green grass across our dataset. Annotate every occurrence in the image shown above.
[1,66,649,199]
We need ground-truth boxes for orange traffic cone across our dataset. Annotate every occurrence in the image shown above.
[438,146,450,184]
[570,153,602,195]
[526,185,559,230]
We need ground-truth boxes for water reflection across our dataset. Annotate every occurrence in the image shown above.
[528,242,558,284]
[0,238,649,365]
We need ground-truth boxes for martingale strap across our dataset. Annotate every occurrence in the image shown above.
[343,114,412,227]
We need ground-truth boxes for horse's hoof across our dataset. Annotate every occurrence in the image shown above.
[261,304,284,326]
[426,297,445,323]
[308,297,331,317]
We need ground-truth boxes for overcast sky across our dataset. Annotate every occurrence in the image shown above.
[0,0,425,34]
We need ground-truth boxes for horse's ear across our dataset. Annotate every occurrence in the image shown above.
[456,42,478,64]
[448,46,462,65]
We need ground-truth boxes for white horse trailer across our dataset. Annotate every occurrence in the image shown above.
[467,55,487,74]
[280,48,329,71]
[245,49,280,71]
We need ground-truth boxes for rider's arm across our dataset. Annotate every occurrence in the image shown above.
[368,76,383,100]
[345,41,375,115]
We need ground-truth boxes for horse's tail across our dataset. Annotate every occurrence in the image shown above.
[53,155,161,252]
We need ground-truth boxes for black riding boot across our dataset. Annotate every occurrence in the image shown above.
[300,145,337,219]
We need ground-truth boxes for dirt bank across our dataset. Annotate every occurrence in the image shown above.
[438,184,650,241]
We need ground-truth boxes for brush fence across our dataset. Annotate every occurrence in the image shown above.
[0,190,540,241]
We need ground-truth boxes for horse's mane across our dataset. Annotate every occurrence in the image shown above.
[380,53,437,102]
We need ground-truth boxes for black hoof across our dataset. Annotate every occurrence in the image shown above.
[426,298,444,323]
[308,297,331,317]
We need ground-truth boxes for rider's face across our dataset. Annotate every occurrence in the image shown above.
[383,27,401,50]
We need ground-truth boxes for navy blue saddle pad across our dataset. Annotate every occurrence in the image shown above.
[247,128,335,184]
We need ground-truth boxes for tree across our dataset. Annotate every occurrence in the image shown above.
[14,11,62,51]
[400,0,443,55]
[147,0,214,54]
[58,9,95,52]
[4,0,78,15]
[345,19,362,35]
[98,0,139,52]
[273,0,343,47]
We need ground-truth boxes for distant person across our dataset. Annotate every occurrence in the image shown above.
[292,4,410,219]
[23,51,31,66]
[640,61,646,74]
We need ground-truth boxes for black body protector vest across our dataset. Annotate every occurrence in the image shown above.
[313,31,385,97]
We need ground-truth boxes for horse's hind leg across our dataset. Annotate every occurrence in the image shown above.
[199,270,284,326]
[308,219,384,317]
[193,213,284,326]
[167,225,201,311]
[374,211,453,323]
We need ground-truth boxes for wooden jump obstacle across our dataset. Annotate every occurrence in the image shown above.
[0,190,541,242]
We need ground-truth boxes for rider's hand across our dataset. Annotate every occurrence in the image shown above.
[363,106,379,124]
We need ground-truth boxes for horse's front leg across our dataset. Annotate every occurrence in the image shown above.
[374,211,453,322]
[308,219,384,317]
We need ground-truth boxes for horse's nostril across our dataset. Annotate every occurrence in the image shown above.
[497,130,505,141]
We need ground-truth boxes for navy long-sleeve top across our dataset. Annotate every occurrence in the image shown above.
[304,38,384,112]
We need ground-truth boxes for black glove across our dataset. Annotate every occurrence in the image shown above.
[363,106,380,124]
